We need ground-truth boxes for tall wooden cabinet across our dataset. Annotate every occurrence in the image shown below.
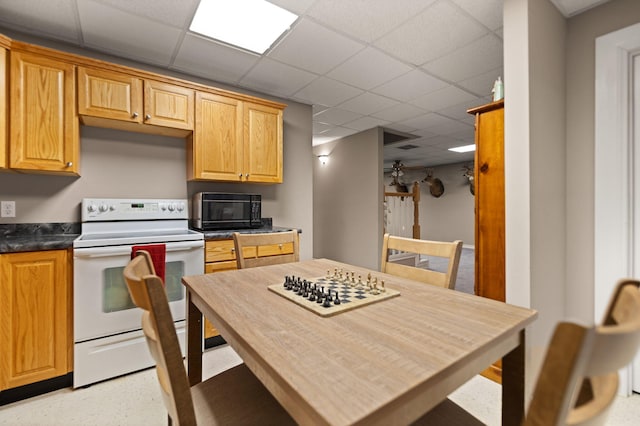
[0,35,8,170]
[0,250,72,391]
[468,100,505,383]
[10,50,78,175]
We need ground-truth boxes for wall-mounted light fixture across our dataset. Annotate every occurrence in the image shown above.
[318,155,329,165]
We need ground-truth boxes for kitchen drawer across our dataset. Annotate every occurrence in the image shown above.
[205,260,237,273]
[257,242,294,257]
[205,240,256,262]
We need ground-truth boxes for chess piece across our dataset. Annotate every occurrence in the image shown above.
[381,280,385,292]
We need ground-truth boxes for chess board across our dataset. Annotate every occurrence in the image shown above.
[268,275,400,317]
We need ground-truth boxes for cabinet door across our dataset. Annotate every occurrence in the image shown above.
[77,66,143,123]
[191,92,243,181]
[144,80,194,130]
[0,250,70,390]
[473,103,505,303]
[0,45,6,170]
[243,102,283,183]
[10,51,78,174]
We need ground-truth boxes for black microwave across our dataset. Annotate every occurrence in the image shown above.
[191,192,262,230]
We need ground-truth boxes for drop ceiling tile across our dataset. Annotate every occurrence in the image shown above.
[371,103,427,122]
[314,108,363,126]
[374,1,487,66]
[313,105,330,115]
[293,77,363,107]
[399,113,456,131]
[422,34,503,83]
[327,47,412,90]
[344,116,390,132]
[173,33,259,84]
[314,126,359,142]
[268,0,316,14]
[371,69,449,102]
[458,68,503,97]
[0,0,80,43]
[78,0,182,66]
[450,0,503,31]
[421,117,473,136]
[92,0,199,27]
[438,97,488,121]
[268,18,364,75]
[411,85,477,111]
[307,0,435,43]
[240,58,317,97]
[313,121,333,135]
[337,92,399,115]
[386,123,419,134]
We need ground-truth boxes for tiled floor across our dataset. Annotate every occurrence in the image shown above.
[0,344,638,425]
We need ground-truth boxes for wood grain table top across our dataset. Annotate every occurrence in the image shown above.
[183,258,537,426]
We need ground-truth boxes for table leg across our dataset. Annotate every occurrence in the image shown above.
[186,290,203,386]
[502,330,526,426]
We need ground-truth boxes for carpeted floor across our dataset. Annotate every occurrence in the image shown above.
[421,247,474,295]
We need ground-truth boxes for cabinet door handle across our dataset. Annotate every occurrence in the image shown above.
[245,174,250,178]
[132,112,139,118]
[145,114,151,120]
[238,173,243,179]
[66,161,73,167]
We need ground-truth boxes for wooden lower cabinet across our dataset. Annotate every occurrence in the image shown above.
[203,238,295,339]
[0,250,72,391]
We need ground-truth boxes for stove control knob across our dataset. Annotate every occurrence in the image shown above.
[87,203,97,213]
[99,204,108,213]
[177,202,185,212]
[159,203,167,211]
[168,203,176,212]
[109,205,116,211]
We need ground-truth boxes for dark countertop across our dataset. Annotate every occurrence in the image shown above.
[198,225,300,241]
[0,223,80,254]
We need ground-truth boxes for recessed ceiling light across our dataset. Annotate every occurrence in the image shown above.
[448,144,476,153]
[190,0,298,54]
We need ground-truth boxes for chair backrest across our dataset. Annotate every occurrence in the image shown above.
[380,233,463,289]
[233,230,300,269]
[123,251,197,426]
[525,279,640,426]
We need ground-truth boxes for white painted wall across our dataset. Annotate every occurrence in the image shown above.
[313,128,383,270]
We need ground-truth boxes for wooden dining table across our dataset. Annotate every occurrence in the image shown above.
[182,258,537,426]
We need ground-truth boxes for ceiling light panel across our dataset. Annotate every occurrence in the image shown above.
[190,0,298,54]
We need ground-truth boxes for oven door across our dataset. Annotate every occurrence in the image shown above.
[73,240,204,342]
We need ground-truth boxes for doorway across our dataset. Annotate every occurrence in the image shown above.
[595,21,640,395]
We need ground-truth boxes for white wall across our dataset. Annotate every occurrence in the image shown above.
[504,0,567,382]
[313,128,383,270]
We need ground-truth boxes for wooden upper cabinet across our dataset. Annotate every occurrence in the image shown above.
[144,80,194,130]
[0,250,71,390]
[0,38,7,170]
[189,92,284,183]
[78,66,194,135]
[77,67,142,122]
[10,50,79,175]
[190,91,244,181]
[244,102,283,183]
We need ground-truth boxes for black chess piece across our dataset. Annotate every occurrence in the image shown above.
[334,292,341,305]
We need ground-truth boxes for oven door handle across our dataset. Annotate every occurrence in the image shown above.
[74,241,204,258]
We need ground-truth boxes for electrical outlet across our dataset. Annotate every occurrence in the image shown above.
[1,201,16,218]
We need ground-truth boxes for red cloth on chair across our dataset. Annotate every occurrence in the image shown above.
[131,244,166,284]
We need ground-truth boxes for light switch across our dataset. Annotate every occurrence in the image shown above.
[1,201,16,218]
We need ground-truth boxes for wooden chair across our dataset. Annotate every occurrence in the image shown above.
[232,230,299,269]
[123,250,295,426]
[415,279,640,426]
[380,233,463,289]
